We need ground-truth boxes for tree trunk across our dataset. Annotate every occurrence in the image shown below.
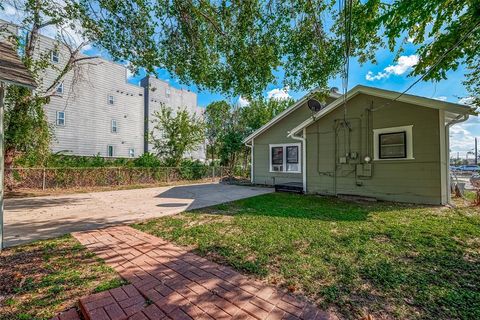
[4,147,15,191]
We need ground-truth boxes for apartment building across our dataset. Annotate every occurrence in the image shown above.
[1,20,205,160]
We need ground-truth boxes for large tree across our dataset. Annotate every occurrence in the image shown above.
[204,101,230,163]
[74,0,480,103]
[1,0,97,188]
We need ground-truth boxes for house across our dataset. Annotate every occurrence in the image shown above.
[244,85,477,205]
[0,19,206,160]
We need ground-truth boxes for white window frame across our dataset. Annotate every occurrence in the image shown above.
[107,145,115,157]
[166,88,171,98]
[128,148,135,158]
[269,143,301,173]
[108,95,115,105]
[51,50,59,63]
[56,111,65,126]
[56,82,64,95]
[373,125,414,161]
[111,119,118,133]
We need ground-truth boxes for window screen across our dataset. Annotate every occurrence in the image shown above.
[271,147,283,165]
[286,146,298,163]
[379,132,406,159]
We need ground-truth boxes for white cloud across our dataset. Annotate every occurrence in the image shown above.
[433,96,448,101]
[4,4,18,16]
[458,96,475,106]
[237,96,250,107]
[267,88,291,101]
[449,115,480,154]
[366,55,419,81]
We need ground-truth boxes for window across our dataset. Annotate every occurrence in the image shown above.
[108,95,114,105]
[166,88,171,98]
[373,125,413,160]
[51,50,59,63]
[56,82,64,94]
[269,143,301,173]
[379,132,406,159]
[107,145,114,157]
[111,120,117,133]
[56,111,65,126]
[129,148,135,158]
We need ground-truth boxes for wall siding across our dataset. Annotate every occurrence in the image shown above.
[305,94,442,204]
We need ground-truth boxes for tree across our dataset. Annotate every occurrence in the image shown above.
[204,101,231,163]
[75,0,479,102]
[351,0,480,105]
[240,98,294,136]
[150,106,205,167]
[1,0,98,188]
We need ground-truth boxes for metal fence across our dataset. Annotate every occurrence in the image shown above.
[6,166,248,190]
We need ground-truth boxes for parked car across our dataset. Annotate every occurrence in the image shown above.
[450,165,459,172]
[457,165,480,172]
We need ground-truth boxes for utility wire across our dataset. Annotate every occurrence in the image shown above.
[373,19,480,112]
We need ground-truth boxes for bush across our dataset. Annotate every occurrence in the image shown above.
[179,160,208,180]
[133,153,162,167]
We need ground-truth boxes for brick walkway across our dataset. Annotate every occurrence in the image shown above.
[67,226,334,320]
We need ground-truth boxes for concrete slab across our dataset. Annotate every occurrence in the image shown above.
[4,183,273,247]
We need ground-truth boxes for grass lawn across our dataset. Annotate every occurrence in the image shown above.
[133,193,480,319]
[0,236,126,320]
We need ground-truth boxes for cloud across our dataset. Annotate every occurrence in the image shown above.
[366,55,419,81]
[237,96,250,107]
[267,88,291,101]
[433,96,448,101]
[449,115,480,154]
[458,96,475,106]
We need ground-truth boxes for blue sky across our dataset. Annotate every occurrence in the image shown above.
[1,3,478,157]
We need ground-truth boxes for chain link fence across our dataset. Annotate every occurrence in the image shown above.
[6,166,248,190]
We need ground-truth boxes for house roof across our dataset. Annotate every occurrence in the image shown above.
[243,89,341,143]
[0,41,36,89]
[288,85,477,137]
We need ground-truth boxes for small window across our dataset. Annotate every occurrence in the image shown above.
[128,148,135,158]
[56,111,65,126]
[56,82,64,94]
[51,50,59,63]
[166,88,171,98]
[108,95,114,105]
[271,147,283,172]
[107,145,114,157]
[111,120,118,133]
[379,132,406,159]
[270,143,301,173]
[286,146,299,172]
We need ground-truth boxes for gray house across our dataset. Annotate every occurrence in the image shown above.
[244,85,476,205]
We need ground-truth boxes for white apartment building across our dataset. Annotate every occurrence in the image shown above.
[1,20,205,160]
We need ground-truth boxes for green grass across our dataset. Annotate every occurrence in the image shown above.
[0,236,126,320]
[133,193,480,319]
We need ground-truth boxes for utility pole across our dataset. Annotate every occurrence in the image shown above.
[475,137,478,165]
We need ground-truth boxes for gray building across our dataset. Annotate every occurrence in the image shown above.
[1,20,205,160]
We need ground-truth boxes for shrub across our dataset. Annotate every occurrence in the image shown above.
[179,160,208,180]
[133,153,162,167]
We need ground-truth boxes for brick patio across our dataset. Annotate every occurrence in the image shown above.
[55,226,335,320]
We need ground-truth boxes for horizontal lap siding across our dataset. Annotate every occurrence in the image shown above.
[306,94,442,204]
[253,104,312,185]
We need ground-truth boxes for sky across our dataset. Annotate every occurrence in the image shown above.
[1,3,478,158]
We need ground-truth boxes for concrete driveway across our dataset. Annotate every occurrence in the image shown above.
[4,183,273,247]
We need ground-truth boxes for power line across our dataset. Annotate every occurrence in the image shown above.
[373,19,480,112]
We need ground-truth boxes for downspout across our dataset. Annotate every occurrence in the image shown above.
[291,129,307,193]
[446,114,469,204]
[245,139,254,184]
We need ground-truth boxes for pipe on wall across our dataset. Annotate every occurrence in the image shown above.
[290,129,307,193]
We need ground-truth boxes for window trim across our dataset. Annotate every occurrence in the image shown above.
[111,119,118,133]
[56,111,65,126]
[269,143,301,173]
[107,145,115,157]
[56,82,64,95]
[51,50,59,63]
[128,148,135,158]
[108,95,115,105]
[373,125,414,161]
